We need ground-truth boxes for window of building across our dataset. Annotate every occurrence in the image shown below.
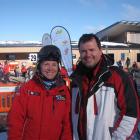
[137,53,140,62]
[121,53,125,60]
[6,54,16,60]
[72,54,76,60]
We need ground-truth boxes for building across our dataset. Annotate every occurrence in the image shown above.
[96,20,140,66]
[0,40,80,70]
[0,20,140,68]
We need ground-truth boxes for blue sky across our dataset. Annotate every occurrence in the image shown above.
[0,0,140,41]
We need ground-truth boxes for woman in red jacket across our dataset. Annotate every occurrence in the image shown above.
[7,45,72,140]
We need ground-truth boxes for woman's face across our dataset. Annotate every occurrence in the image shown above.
[40,60,59,80]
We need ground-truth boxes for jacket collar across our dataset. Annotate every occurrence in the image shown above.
[32,71,65,89]
[71,54,113,90]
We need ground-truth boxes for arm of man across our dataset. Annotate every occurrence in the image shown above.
[112,69,139,140]
[7,85,28,140]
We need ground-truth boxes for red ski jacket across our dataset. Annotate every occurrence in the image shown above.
[3,64,10,74]
[7,76,72,140]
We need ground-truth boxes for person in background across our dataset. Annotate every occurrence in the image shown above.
[131,61,139,80]
[3,60,10,83]
[8,45,72,140]
[26,66,34,81]
[125,57,131,68]
[132,61,138,70]
[0,62,3,82]
[117,60,123,69]
[0,62,3,69]
[14,65,20,77]
[60,66,68,78]
[71,34,139,140]
[21,64,27,78]
[72,64,77,71]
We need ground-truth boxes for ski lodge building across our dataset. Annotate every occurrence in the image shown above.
[0,20,140,67]
[96,20,140,66]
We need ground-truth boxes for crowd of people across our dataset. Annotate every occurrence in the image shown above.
[0,61,35,83]
[5,34,140,140]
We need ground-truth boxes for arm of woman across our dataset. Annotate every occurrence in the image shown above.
[7,85,28,140]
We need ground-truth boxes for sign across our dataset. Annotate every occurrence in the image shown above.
[50,26,73,76]
[28,53,37,62]
[42,33,52,46]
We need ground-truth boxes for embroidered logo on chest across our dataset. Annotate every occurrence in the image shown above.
[55,95,66,101]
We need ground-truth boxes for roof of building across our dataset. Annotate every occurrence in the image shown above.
[0,40,78,48]
[96,20,140,40]
[101,41,128,47]
[0,41,42,47]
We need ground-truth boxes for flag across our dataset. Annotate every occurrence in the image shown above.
[42,33,52,46]
[50,26,73,76]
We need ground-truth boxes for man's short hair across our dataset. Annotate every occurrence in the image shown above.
[78,33,101,49]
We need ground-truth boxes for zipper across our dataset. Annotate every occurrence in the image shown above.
[38,90,46,140]
[52,96,55,112]
[89,70,109,95]
[88,70,109,115]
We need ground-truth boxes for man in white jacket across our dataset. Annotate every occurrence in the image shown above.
[71,34,139,140]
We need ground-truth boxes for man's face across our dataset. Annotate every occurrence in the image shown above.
[40,60,58,80]
[79,39,102,68]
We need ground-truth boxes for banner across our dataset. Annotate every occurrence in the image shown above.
[50,26,73,76]
[42,33,52,46]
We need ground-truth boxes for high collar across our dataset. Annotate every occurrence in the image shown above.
[71,54,114,83]
[32,71,65,89]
